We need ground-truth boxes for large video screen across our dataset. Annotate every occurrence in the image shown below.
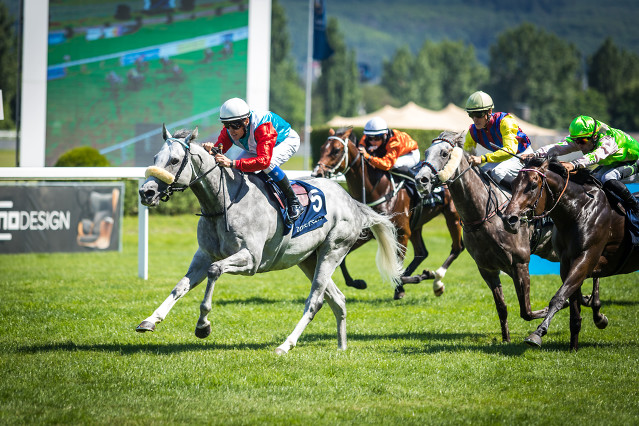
[46,0,249,166]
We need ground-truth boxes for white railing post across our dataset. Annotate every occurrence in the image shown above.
[137,180,149,280]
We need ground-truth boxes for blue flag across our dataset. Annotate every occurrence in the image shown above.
[313,0,334,60]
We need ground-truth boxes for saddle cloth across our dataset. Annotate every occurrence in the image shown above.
[260,175,327,238]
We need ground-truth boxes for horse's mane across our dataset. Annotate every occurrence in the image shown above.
[173,128,197,140]
[436,130,465,148]
[525,155,598,186]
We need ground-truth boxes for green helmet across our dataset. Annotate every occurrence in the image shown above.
[465,91,494,112]
[568,115,597,140]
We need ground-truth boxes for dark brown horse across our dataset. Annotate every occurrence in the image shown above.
[312,127,465,300]
[503,156,638,350]
[414,131,592,343]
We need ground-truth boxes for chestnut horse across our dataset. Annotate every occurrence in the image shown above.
[312,127,464,300]
[503,156,639,350]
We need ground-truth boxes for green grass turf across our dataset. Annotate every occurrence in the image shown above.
[0,214,637,424]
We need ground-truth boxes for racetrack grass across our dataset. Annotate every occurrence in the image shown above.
[0,214,638,424]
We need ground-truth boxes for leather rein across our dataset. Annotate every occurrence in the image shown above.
[517,167,570,221]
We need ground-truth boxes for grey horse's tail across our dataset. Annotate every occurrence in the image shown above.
[358,204,404,287]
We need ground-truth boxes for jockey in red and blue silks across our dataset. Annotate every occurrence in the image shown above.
[464,91,533,189]
[202,97,304,224]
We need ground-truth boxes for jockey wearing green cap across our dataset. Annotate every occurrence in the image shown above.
[534,115,639,213]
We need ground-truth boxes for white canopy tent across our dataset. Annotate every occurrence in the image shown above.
[327,102,561,148]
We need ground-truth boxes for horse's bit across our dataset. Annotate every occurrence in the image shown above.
[517,167,570,221]
[316,135,361,178]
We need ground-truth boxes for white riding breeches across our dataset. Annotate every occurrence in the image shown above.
[393,149,421,169]
[482,146,533,183]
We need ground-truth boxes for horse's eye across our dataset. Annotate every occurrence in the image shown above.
[330,148,341,156]
[529,181,538,191]
[441,150,449,158]
[171,157,180,166]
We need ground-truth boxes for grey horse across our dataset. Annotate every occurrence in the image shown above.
[136,125,403,354]
[414,131,596,342]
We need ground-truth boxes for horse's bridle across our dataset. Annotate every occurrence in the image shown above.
[316,135,361,178]
[516,167,570,221]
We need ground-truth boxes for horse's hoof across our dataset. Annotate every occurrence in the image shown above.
[394,286,405,300]
[524,333,542,347]
[136,321,155,333]
[595,314,609,329]
[347,279,367,290]
[421,269,436,280]
[433,283,445,297]
[194,324,211,339]
[274,347,288,355]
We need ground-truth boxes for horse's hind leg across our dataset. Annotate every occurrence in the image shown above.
[590,277,608,329]
[136,248,209,333]
[195,249,254,338]
[431,207,465,297]
[275,248,347,355]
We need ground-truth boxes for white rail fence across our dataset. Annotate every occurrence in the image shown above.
[0,167,314,279]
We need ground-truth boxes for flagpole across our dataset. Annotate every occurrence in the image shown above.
[304,0,313,171]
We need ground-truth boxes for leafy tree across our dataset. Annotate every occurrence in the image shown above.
[413,41,442,109]
[380,46,414,105]
[0,3,18,129]
[588,37,639,130]
[269,0,305,130]
[314,17,360,123]
[488,23,582,129]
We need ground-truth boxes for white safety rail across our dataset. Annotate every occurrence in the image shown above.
[0,167,316,279]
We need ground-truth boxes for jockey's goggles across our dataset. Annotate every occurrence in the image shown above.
[367,134,384,142]
[223,120,245,130]
[571,138,590,145]
[468,110,488,119]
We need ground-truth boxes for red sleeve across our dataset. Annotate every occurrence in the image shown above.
[235,122,277,172]
[215,129,234,153]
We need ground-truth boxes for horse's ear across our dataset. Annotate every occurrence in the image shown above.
[343,127,353,138]
[329,128,335,136]
[192,126,199,140]
[162,123,171,141]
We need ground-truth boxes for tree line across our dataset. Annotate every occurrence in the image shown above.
[271,1,639,133]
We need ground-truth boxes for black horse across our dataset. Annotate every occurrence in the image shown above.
[503,156,639,350]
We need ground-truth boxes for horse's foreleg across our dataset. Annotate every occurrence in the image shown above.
[512,263,548,321]
[340,232,371,290]
[569,287,583,351]
[525,261,589,348]
[136,249,210,333]
[430,206,465,297]
[478,268,510,342]
[195,249,254,339]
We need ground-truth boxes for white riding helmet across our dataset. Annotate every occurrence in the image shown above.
[363,117,388,136]
[219,97,250,121]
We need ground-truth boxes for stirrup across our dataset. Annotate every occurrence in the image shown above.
[286,201,304,224]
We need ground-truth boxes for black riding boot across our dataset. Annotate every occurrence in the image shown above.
[275,176,304,224]
[604,179,639,213]
[497,174,515,191]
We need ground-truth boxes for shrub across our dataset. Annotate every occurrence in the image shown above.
[54,146,110,167]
